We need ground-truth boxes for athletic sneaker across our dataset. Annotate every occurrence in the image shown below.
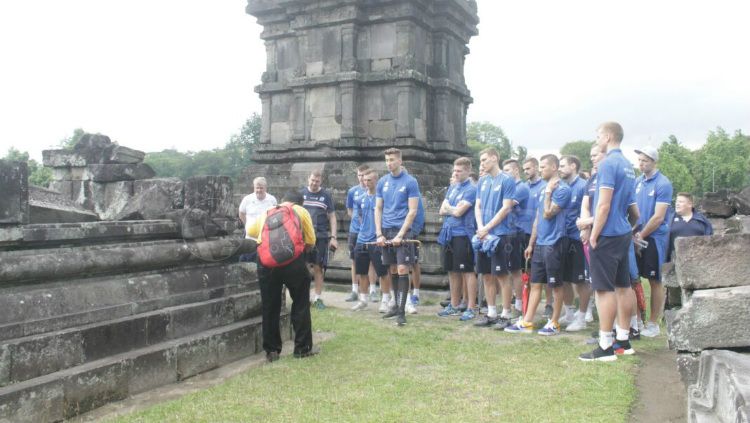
[369,291,379,303]
[543,304,553,319]
[613,340,635,355]
[538,321,560,336]
[459,308,476,321]
[579,346,617,362]
[438,304,460,317]
[641,322,660,338]
[396,314,407,326]
[457,302,468,312]
[440,299,451,308]
[504,321,534,334]
[566,313,587,332]
[351,301,367,311]
[313,299,326,310]
[405,302,418,315]
[473,315,498,327]
[585,309,595,323]
[558,312,574,326]
[382,307,400,319]
[493,317,512,330]
[480,306,488,314]
[378,301,389,313]
[344,291,358,302]
[630,327,641,341]
[509,308,522,320]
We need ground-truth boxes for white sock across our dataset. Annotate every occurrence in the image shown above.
[382,293,390,303]
[501,308,511,318]
[359,293,367,302]
[313,294,320,302]
[599,331,614,350]
[413,288,420,297]
[565,306,576,320]
[352,284,358,293]
[630,315,638,329]
[487,305,498,318]
[515,299,523,310]
[616,327,629,342]
[369,285,377,294]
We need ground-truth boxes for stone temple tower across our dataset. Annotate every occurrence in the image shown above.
[242,0,479,193]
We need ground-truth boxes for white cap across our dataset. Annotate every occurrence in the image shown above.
[634,146,659,162]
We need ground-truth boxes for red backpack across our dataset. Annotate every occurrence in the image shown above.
[257,204,305,268]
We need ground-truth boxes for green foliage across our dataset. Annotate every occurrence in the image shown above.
[693,127,750,194]
[2,147,53,187]
[466,121,526,167]
[59,128,86,149]
[560,140,595,172]
[657,135,697,195]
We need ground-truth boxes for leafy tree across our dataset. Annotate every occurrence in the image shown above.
[59,128,86,149]
[694,128,750,194]
[467,121,513,161]
[560,140,595,172]
[657,135,697,195]
[2,147,53,187]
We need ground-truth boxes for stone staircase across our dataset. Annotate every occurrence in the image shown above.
[0,221,286,423]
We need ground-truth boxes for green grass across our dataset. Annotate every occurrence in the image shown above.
[108,303,670,423]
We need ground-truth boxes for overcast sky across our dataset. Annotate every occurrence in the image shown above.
[1,0,748,162]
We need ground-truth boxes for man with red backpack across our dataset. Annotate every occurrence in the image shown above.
[247,191,318,362]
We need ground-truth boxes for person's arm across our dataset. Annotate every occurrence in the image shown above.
[347,208,353,218]
[474,197,483,231]
[482,198,514,232]
[392,197,418,245]
[328,211,338,249]
[628,203,640,228]
[542,188,564,220]
[375,198,385,246]
[525,215,539,259]
[577,194,593,227]
[450,201,472,218]
[590,188,613,249]
[637,203,668,239]
[239,211,246,225]
[296,206,317,249]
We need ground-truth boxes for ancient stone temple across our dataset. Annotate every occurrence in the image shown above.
[243,0,478,187]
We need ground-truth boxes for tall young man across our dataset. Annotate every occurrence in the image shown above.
[301,170,338,310]
[505,154,571,335]
[345,165,370,302]
[523,158,553,318]
[558,155,592,331]
[503,159,528,319]
[633,146,673,337]
[375,148,421,326]
[474,148,516,329]
[580,122,640,361]
[438,157,478,319]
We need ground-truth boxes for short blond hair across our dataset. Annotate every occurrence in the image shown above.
[479,148,499,160]
[454,157,472,170]
[599,122,624,143]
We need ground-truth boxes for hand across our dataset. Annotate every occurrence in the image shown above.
[476,226,489,240]
[524,245,533,260]
[590,235,598,249]
[547,179,559,192]
[580,229,591,245]
[329,238,338,251]
[391,234,403,247]
[376,235,386,247]
[576,218,589,231]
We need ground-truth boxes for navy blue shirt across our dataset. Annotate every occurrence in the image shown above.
[477,172,517,236]
[356,193,378,244]
[593,149,637,237]
[635,170,673,238]
[511,180,530,233]
[564,176,588,240]
[443,178,477,237]
[535,181,572,246]
[668,210,713,260]
[376,171,421,230]
[521,178,545,235]
[301,186,335,237]
[346,185,366,234]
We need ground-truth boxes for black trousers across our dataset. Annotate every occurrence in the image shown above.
[257,256,313,355]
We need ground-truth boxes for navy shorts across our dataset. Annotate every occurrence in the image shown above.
[307,237,331,268]
[354,244,388,277]
[636,236,661,281]
[442,235,475,273]
[530,239,564,287]
[562,237,587,283]
[476,234,513,276]
[590,234,632,291]
[381,228,416,267]
[347,232,358,259]
[508,232,526,272]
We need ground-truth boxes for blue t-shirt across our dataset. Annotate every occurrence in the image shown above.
[412,196,425,235]
[593,148,637,237]
[511,180,530,233]
[564,176,588,240]
[635,170,673,238]
[346,185,367,234]
[443,178,477,236]
[521,178,545,235]
[376,171,421,230]
[301,187,335,237]
[356,193,377,244]
[477,172,517,236]
[535,181,571,246]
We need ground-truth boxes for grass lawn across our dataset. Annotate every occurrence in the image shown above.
[108,290,668,423]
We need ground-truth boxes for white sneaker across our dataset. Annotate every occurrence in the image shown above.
[641,322,660,337]
[585,309,594,323]
[378,301,389,313]
[566,314,587,332]
[388,299,396,309]
[405,302,417,314]
[637,319,646,332]
[558,310,575,326]
[351,301,368,311]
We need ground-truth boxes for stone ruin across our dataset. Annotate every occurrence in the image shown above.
[698,187,750,235]
[0,136,281,422]
[662,233,750,422]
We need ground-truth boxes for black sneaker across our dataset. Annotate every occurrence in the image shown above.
[440,299,451,308]
[396,314,407,326]
[579,346,617,362]
[293,345,320,358]
[613,340,635,355]
[382,307,400,319]
[265,351,280,363]
[543,304,553,319]
[629,327,641,341]
[344,291,358,302]
[493,317,512,330]
[474,315,498,327]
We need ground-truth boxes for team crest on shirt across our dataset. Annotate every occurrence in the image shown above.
[399,186,406,193]
[383,181,389,192]
[648,189,655,197]
[494,184,501,191]
[636,183,642,194]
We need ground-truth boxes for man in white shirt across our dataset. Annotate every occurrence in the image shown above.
[239,177,278,239]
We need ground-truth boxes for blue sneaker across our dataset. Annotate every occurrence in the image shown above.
[459,308,476,321]
[437,305,460,317]
[504,321,534,334]
[538,321,560,336]
[410,294,420,306]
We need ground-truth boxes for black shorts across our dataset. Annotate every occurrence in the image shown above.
[562,237,587,283]
[508,232,526,272]
[307,237,330,267]
[530,240,564,287]
[381,228,416,267]
[590,234,632,292]
[347,232,358,259]
[354,244,388,276]
[476,234,513,276]
[442,235,475,273]
[636,236,661,281]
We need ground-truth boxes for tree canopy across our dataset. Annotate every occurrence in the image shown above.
[560,140,595,172]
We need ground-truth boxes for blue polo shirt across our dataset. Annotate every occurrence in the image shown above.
[356,193,377,244]
[301,186,335,237]
[376,171,421,230]
[444,178,477,237]
[522,178,545,235]
[635,170,673,238]
[535,181,572,245]
[511,180,530,234]
[564,176,588,240]
[412,196,425,235]
[346,185,367,234]
[477,172,517,236]
[593,148,637,237]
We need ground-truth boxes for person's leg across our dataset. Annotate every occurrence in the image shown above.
[511,270,523,313]
[523,283,544,323]
[464,272,477,309]
[544,285,554,317]
[312,264,324,297]
[648,278,664,324]
[259,266,284,355]
[347,233,358,301]
[284,259,313,355]
[561,283,576,323]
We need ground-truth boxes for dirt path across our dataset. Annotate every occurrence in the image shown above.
[629,346,687,422]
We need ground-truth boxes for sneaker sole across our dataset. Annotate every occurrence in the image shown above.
[538,331,559,336]
[615,348,635,356]
[579,354,617,362]
[504,329,533,334]
[565,326,587,332]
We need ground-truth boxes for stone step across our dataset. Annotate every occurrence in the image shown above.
[688,349,750,422]
[0,291,261,387]
[0,262,257,335]
[0,314,289,423]
[673,233,750,290]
